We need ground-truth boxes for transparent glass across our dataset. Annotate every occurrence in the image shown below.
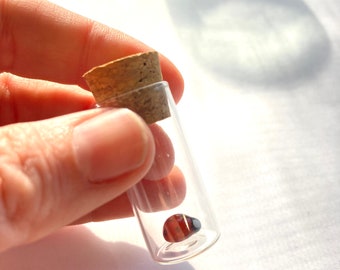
[104,81,220,264]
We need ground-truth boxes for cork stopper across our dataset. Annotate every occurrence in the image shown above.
[83,51,170,124]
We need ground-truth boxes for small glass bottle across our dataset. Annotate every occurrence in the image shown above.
[83,52,220,264]
[104,81,220,264]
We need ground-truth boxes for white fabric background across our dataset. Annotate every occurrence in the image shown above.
[1,0,340,269]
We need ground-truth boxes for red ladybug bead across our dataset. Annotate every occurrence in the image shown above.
[163,214,201,242]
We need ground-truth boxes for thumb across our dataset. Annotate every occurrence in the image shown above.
[0,108,154,252]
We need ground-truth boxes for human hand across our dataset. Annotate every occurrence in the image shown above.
[0,0,184,252]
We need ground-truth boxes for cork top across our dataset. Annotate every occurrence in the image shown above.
[83,51,163,104]
[82,51,170,124]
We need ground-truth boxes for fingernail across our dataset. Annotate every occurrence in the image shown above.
[73,108,151,182]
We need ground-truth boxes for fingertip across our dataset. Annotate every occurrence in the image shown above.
[159,55,185,103]
[135,166,186,212]
[144,124,175,181]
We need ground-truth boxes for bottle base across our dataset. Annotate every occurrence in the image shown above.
[154,230,220,265]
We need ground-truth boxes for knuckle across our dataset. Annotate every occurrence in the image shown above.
[0,115,79,248]
[0,128,34,246]
[0,124,56,243]
[0,127,35,218]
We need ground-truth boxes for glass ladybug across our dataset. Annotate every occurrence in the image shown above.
[163,214,201,242]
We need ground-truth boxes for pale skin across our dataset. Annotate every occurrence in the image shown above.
[0,0,184,252]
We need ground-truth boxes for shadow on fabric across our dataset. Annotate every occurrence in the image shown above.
[0,225,194,270]
[166,0,331,89]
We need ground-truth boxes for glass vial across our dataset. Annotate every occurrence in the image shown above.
[103,81,220,264]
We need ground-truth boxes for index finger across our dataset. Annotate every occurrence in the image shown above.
[0,0,184,102]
